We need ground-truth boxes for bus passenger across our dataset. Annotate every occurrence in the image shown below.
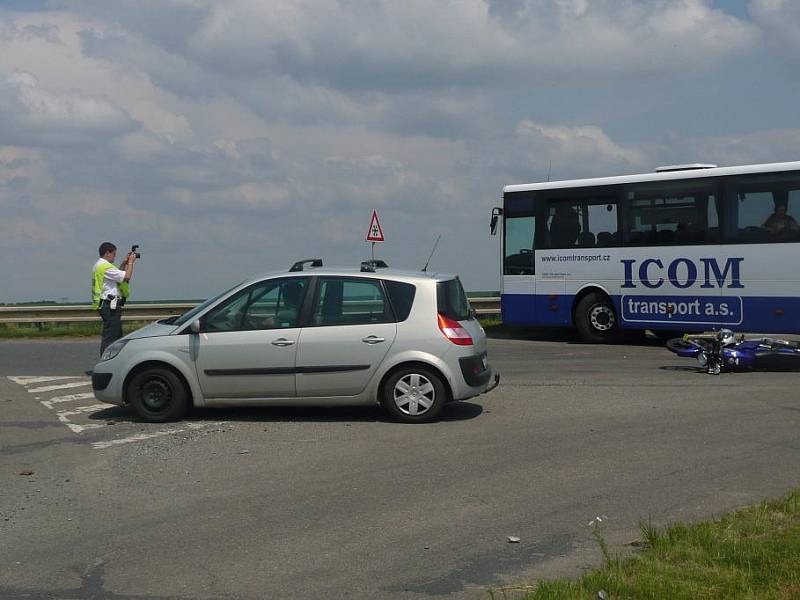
[763,204,799,234]
[549,205,580,247]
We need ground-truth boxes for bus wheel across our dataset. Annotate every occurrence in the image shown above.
[575,292,617,343]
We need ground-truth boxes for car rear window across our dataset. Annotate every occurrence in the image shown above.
[437,278,472,321]
[384,280,416,322]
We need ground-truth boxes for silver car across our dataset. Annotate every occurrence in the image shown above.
[92,260,498,423]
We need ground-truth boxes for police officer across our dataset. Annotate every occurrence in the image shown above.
[92,242,137,355]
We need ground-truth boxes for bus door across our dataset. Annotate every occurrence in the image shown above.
[500,202,537,326]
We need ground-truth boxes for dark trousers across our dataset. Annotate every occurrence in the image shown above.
[99,302,123,355]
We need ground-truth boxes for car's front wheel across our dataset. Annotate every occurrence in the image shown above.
[127,367,189,422]
[381,366,446,423]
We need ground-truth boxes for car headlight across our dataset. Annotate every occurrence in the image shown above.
[101,339,129,362]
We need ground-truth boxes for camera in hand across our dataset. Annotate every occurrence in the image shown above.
[131,244,141,259]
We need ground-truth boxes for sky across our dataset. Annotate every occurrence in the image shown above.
[0,0,799,302]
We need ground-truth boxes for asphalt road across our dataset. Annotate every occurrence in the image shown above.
[2,332,800,599]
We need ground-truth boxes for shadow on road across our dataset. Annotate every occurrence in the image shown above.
[485,324,667,347]
[87,400,484,425]
[659,365,705,373]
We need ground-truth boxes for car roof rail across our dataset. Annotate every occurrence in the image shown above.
[360,259,388,272]
[290,258,323,272]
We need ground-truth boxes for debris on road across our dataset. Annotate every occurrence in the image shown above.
[19,470,34,476]
[507,536,520,543]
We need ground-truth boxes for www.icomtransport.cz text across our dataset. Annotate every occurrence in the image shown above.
[541,254,612,263]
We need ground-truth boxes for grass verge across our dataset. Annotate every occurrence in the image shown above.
[498,488,800,599]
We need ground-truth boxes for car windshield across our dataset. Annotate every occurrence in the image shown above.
[172,284,241,327]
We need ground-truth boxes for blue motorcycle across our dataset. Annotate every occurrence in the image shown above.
[666,329,800,375]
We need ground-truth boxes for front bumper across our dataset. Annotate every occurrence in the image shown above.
[92,372,113,391]
[88,365,125,406]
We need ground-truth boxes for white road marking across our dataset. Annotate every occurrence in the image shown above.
[27,380,91,393]
[8,376,85,386]
[91,423,208,450]
[56,404,112,417]
[41,392,96,409]
[9,375,225,449]
[59,418,106,434]
[55,404,114,433]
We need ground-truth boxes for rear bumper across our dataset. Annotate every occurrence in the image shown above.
[458,353,491,387]
[485,372,500,393]
[450,352,498,400]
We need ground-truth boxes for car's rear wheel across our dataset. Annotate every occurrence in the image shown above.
[381,366,446,423]
[127,367,189,423]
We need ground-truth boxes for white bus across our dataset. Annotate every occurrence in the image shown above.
[490,161,800,342]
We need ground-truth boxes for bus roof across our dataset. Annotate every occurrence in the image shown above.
[503,160,800,194]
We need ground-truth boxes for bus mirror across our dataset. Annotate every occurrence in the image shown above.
[490,207,503,236]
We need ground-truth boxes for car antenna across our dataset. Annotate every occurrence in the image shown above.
[422,235,441,272]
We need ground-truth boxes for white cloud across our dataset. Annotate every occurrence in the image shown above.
[515,120,646,171]
[0,71,136,146]
[667,127,800,166]
[749,0,800,58]
[71,0,757,94]
[0,1,793,302]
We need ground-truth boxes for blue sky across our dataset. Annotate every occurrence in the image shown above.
[0,0,799,302]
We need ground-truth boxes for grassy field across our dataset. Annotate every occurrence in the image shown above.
[494,489,800,600]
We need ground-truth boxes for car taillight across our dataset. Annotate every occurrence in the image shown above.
[437,313,473,346]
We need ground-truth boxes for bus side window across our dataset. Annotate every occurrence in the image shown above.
[727,176,800,243]
[544,198,618,249]
[624,182,717,246]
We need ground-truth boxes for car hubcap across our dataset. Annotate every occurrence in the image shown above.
[589,304,615,332]
[393,373,435,416]
[141,377,171,411]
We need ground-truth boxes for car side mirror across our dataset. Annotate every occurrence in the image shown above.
[470,307,478,320]
[190,320,201,334]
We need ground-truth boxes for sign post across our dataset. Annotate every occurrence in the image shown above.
[365,210,385,261]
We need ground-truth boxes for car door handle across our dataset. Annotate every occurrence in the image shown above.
[271,338,296,347]
[362,336,385,344]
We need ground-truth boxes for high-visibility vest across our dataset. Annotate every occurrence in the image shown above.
[92,262,130,310]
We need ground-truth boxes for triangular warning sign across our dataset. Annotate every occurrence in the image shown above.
[366,210,385,242]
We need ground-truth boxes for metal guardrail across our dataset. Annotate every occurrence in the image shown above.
[0,298,501,326]
[0,303,197,325]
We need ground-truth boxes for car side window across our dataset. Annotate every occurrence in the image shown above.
[203,278,308,332]
[384,280,416,322]
[312,277,391,326]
